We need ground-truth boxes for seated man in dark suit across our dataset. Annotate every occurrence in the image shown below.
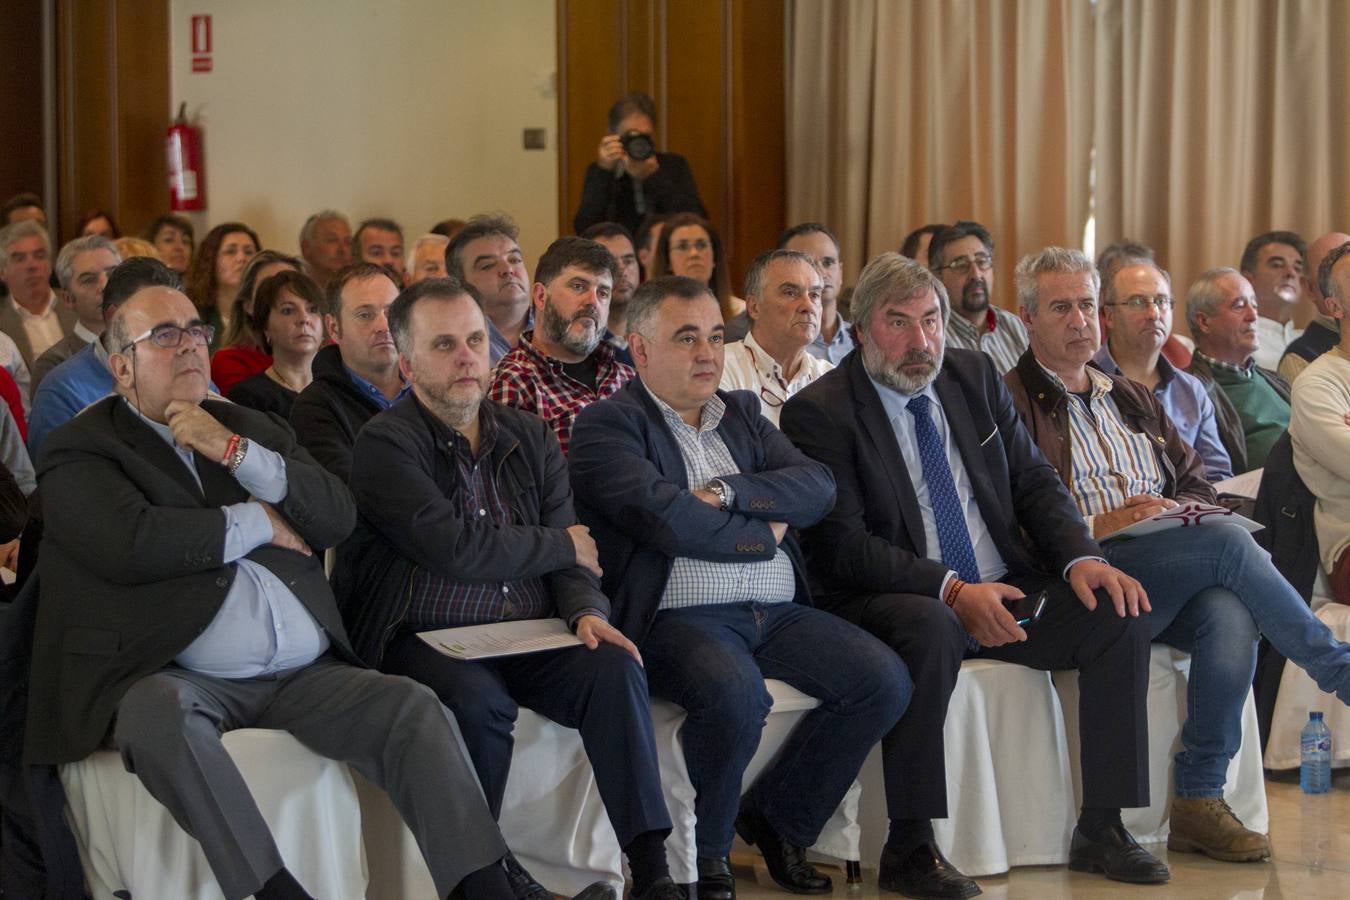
[338,277,677,900]
[24,263,532,900]
[570,275,907,900]
[780,253,1163,895]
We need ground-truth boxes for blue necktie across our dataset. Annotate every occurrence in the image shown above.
[907,394,981,584]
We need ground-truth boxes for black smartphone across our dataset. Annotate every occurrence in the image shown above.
[1003,590,1048,627]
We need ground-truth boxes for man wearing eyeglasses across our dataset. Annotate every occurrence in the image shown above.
[1185,269,1292,474]
[720,249,833,424]
[26,273,542,900]
[1003,246,1350,865]
[928,220,1028,375]
[1092,260,1233,482]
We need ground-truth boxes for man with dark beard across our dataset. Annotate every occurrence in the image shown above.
[781,253,1164,895]
[491,236,635,454]
[929,220,1028,374]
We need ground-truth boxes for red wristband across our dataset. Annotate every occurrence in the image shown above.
[221,433,241,466]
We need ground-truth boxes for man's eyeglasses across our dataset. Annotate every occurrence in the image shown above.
[934,253,993,275]
[1105,294,1175,311]
[759,385,786,408]
[121,323,215,354]
[672,239,711,254]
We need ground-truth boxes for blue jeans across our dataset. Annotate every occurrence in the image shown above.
[641,601,908,857]
[1106,522,1350,796]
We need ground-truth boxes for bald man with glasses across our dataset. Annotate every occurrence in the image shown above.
[928,220,1028,374]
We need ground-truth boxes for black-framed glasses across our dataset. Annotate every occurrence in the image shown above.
[121,323,215,353]
[1106,294,1174,311]
[934,253,993,275]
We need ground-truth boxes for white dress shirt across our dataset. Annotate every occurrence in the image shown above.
[720,331,833,424]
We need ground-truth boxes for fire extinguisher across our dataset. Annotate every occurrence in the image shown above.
[166,102,206,211]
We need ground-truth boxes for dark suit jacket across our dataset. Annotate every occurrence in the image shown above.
[25,396,358,765]
[569,381,836,644]
[336,395,603,668]
[0,296,76,372]
[779,349,1101,609]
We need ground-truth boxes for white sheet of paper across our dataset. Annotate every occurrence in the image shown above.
[417,618,584,660]
[1100,501,1264,542]
[1213,468,1263,499]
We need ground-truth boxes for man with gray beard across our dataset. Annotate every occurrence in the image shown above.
[929,220,1028,374]
[781,253,1163,895]
[491,236,635,455]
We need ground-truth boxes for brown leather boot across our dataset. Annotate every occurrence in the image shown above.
[1167,797,1270,862]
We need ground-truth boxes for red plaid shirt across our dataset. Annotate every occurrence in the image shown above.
[489,331,635,455]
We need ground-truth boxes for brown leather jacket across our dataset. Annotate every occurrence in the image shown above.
[1003,350,1215,507]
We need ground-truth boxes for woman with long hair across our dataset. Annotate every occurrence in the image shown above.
[209,250,303,395]
[227,270,324,418]
[648,212,742,320]
[184,222,260,349]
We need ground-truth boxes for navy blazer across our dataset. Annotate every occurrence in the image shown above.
[569,380,836,644]
[779,348,1101,609]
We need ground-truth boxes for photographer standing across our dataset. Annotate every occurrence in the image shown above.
[573,92,707,236]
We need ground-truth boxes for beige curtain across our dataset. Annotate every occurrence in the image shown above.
[1095,0,1350,332]
[787,0,1094,297]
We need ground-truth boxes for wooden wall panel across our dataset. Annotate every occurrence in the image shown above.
[0,0,47,209]
[557,0,786,289]
[56,0,169,244]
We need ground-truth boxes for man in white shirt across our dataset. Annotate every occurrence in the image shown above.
[720,250,832,424]
[1239,230,1306,371]
[0,220,75,372]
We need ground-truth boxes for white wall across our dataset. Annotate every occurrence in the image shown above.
[169,0,559,266]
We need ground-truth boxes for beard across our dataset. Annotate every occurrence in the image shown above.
[861,339,944,394]
[422,374,486,429]
[541,296,603,357]
[959,277,990,314]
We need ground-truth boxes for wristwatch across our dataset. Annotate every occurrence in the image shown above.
[706,478,730,510]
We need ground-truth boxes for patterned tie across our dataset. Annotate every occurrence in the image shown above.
[907,394,981,584]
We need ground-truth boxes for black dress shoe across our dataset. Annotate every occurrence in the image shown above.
[698,856,736,900]
[734,804,832,894]
[877,842,981,899]
[570,881,618,900]
[631,875,684,900]
[1068,823,1170,884]
[502,851,551,900]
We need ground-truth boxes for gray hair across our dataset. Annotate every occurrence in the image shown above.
[850,252,949,332]
[406,233,450,273]
[0,218,50,259]
[1101,258,1172,309]
[743,248,820,299]
[55,234,121,290]
[1014,247,1100,314]
[299,209,349,245]
[1186,267,1243,333]
[627,275,715,340]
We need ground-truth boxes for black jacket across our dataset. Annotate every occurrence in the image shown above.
[1283,318,1339,366]
[290,343,387,483]
[780,349,1101,609]
[573,151,707,235]
[335,395,601,668]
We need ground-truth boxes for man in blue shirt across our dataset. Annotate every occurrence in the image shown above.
[1093,258,1233,481]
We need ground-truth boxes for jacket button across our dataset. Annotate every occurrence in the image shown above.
[215,576,229,589]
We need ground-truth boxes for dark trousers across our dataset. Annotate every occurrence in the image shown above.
[114,655,505,900]
[640,601,909,858]
[382,633,673,847]
[979,574,1152,810]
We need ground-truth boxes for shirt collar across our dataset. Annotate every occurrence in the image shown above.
[866,373,940,427]
[10,291,56,320]
[643,380,726,433]
[1095,341,1176,386]
[122,397,181,451]
[1195,349,1254,377]
[74,322,100,344]
[1036,359,1113,399]
[815,313,851,347]
[344,364,408,408]
[418,393,498,462]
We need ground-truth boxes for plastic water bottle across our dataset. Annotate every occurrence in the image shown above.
[1300,711,1332,794]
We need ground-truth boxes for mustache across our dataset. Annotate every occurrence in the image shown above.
[900,349,938,367]
[570,304,602,325]
[963,279,987,297]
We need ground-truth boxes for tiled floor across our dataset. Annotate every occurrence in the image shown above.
[730,768,1350,899]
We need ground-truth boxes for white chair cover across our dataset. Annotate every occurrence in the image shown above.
[1264,574,1350,770]
[61,729,368,900]
[1055,645,1269,842]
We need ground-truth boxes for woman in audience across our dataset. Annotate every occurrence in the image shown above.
[77,209,120,239]
[227,270,324,418]
[112,236,159,261]
[185,222,260,349]
[142,213,195,273]
[210,250,303,395]
[649,212,742,319]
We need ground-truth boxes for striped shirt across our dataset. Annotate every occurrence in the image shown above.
[945,305,1029,375]
[405,407,551,627]
[647,386,797,610]
[1049,363,1165,520]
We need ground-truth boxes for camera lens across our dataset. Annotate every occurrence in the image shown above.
[621,130,655,162]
